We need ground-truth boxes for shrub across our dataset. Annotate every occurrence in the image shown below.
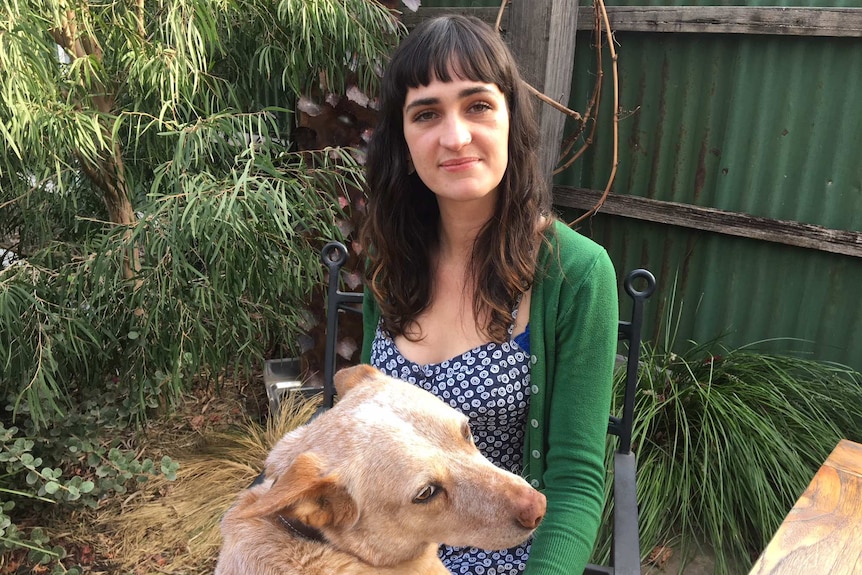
[0,391,178,570]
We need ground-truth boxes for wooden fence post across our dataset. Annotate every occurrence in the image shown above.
[506,0,579,181]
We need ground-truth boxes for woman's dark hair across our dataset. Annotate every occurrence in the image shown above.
[361,14,552,342]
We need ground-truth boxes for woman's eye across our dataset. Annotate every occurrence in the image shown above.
[413,110,436,122]
[469,101,492,113]
[414,485,438,503]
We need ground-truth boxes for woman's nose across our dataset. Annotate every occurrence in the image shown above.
[439,116,472,149]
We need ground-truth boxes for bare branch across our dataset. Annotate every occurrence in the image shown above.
[495,0,509,33]
[570,0,621,226]
[526,83,583,122]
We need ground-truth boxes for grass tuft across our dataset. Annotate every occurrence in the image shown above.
[97,392,319,574]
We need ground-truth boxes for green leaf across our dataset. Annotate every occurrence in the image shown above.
[161,455,179,480]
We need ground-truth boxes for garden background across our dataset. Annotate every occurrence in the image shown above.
[1,1,861,574]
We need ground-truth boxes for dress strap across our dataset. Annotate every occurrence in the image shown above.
[508,293,524,337]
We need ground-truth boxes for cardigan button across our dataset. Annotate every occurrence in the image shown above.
[530,419,539,429]
[530,355,538,365]
[531,479,540,488]
[531,384,539,394]
[532,449,541,459]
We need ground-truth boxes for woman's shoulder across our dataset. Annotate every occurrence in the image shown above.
[534,220,617,316]
[540,219,612,272]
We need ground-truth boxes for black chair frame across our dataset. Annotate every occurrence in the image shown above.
[319,241,655,575]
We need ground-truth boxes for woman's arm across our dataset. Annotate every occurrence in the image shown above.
[525,248,618,574]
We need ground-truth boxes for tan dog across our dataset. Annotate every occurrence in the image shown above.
[215,364,546,575]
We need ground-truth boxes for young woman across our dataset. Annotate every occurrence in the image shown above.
[359,15,619,575]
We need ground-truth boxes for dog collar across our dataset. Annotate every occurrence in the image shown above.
[277,514,326,543]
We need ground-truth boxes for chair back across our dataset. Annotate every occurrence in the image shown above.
[320,241,656,440]
[611,269,656,454]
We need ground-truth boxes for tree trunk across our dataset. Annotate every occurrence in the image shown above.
[54,7,141,284]
[78,145,141,284]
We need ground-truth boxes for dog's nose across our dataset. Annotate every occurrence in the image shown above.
[517,491,547,530]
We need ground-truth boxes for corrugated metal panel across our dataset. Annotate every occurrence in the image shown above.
[572,213,862,371]
[562,26,862,229]
[557,5,862,371]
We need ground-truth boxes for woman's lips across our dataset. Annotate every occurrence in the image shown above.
[440,157,479,171]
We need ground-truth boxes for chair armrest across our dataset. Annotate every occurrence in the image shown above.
[612,450,641,575]
[583,451,641,575]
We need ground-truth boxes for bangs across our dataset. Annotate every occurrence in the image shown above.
[388,17,513,95]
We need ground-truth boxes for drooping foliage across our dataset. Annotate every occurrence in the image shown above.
[0,0,400,425]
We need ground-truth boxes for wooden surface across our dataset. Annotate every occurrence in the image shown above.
[749,439,862,574]
[506,0,579,181]
[581,6,862,38]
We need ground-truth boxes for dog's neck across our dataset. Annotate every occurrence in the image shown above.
[277,514,326,543]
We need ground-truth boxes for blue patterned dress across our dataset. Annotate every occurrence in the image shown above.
[370,312,533,575]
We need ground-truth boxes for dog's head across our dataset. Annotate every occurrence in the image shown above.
[245,364,546,567]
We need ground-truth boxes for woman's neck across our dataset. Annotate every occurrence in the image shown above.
[435,199,494,263]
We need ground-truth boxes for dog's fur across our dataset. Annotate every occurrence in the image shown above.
[214,364,546,575]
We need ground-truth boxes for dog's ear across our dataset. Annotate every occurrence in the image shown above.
[236,452,358,529]
[333,363,379,397]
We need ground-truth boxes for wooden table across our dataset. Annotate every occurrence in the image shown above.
[749,439,862,574]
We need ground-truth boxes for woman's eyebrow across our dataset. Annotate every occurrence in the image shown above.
[404,86,495,113]
[404,97,439,113]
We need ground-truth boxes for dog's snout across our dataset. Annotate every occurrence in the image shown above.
[516,490,546,530]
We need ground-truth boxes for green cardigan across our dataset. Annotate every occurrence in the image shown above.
[360,220,619,574]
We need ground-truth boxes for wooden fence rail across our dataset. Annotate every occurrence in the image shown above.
[555,186,862,258]
[402,6,862,37]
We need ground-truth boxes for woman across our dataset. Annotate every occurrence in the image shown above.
[359,14,619,575]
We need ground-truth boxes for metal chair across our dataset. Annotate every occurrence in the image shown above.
[319,241,656,575]
[584,266,656,575]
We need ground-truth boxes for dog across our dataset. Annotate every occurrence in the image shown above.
[214,364,546,575]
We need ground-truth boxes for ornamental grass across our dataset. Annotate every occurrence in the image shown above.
[594,316,862,573]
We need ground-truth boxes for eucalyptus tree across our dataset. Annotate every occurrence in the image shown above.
[0,0,401,427]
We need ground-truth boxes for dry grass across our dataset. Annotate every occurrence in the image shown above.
[91,392,321,575]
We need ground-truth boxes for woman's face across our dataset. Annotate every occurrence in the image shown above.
[402,76,509,210]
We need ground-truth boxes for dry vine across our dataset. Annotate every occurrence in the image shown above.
[494,0,621,225]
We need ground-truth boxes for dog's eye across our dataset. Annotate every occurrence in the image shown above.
[413,485,439,503]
